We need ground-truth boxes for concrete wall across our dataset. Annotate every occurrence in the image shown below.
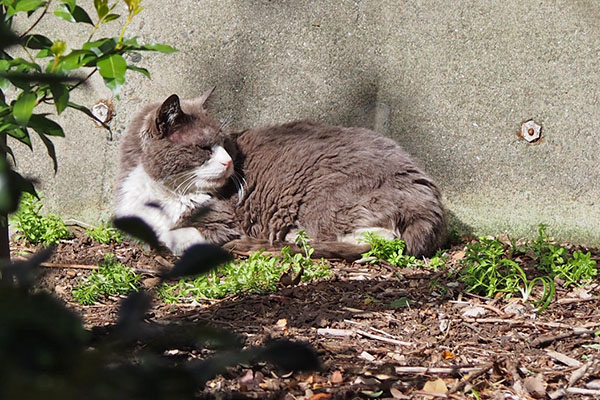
[13,0,600,244]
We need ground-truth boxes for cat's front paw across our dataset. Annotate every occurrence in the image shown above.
[162,227,205,256]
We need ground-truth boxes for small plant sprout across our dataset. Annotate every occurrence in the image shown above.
[72,254,140,305]
[86,221,123,244]
[10,193,71,245]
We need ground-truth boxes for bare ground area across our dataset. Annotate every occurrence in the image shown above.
[14,230,600,400]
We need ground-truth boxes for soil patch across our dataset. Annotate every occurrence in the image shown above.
[13,231,600,399]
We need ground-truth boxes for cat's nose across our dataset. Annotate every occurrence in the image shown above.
[221,160,232,169]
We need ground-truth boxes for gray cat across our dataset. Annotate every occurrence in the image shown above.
[114,90,445,260]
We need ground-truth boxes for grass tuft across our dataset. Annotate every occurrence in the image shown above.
[159,232,331,303]
[72,254,141,305]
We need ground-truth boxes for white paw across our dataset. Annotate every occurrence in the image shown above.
[338,227,397,244]
[162,227,205,256]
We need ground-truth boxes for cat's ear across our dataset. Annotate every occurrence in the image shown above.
[192,86,216,109]
[156,94,184,138]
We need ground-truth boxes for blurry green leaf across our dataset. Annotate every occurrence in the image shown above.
[258,340,320,372]
[23,34,53,50]
[115,291,152,333]
[127,64,150,79]
[0,160,36,213]
[13,92,37,125]
[140,43,177,53]
[164,244,233,280]
[49,83,69,114]
[390,297,411,308]
[0,20,20,49]
[15,0,46,13]
[113,216,160,248]
[83,37,117,56]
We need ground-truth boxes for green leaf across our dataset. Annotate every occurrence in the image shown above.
[71,5,93,24]
[93,0,109,19]
[63,0,76,11]
[58,49,96,70]
[49,83,69,114]
[98,54,126,94]
[54,3,92,24]
[127,64,150,79]
[83,38,117,56]
[15,0,46,13]
[141,43,178,53]
[6,127,32,148]
[29,114,65,137]
[97,54,126,79]
[53,3,74,21]
[13,92,37,125]
[103,13,120,22]
[23,34,53,50]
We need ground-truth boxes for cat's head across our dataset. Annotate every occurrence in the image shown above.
[138,89,234,194]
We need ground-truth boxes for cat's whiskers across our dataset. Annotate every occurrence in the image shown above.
[219,115,233,131]
[172,171,199,195]
[230,171,246,204]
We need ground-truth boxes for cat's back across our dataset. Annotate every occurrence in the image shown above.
[236,120,426,179]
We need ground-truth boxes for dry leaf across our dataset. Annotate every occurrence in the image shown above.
[275,318,288,329]
[524,375,546,399]
[452,250,466,260]
[330,370,343,384]
[462,306,487,318]
[422,378,448,395]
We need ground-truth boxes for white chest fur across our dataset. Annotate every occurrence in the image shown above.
[115,164,209,254]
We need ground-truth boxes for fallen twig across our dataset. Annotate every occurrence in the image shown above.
[462,317,600,330]
[354,328,414,346]
[545,349,582,368]
[316,328,354,337]
[395,366,480,375]
[38,261,163,276]
[568,361,593,386]
[556,296,600,305]
[566,387,600,396]
[531,329,594,347]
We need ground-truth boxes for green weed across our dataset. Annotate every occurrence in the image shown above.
[159,232,331,303]
[72,254,141,305]
[458,236,556,311]
[360,232,420,267]
[360,233,449,270]
[86,221,123,244]
[10,193,71,246]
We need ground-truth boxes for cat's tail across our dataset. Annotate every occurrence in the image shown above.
[223,238,370,262]
[398,210,446,258]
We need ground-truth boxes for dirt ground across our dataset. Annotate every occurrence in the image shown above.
[15,229,600,400]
